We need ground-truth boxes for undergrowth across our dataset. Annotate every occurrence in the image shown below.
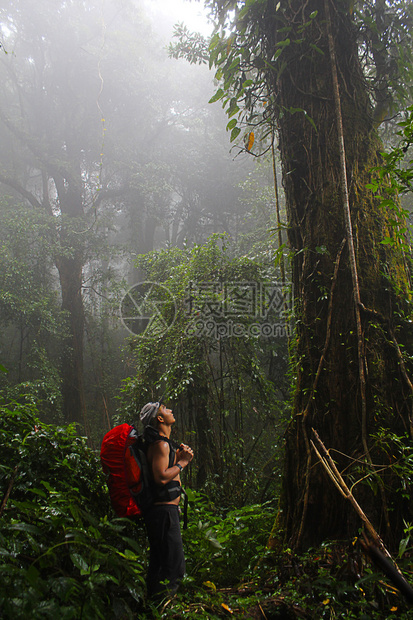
[1,399,412,619]
[0,400,147,618]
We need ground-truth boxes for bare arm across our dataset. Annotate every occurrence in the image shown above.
[149,441,194,486]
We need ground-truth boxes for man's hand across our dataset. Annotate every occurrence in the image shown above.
[176,444,194,465]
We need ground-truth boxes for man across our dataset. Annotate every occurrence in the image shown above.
[139,401,194,601]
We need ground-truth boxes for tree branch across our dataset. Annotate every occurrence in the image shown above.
[0,171,44,210]
[311,429,413,604]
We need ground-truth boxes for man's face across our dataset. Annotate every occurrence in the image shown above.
[158,403,175,425]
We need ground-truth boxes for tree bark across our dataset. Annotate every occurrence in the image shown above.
[57,254,86,426]
[262,0,413,549]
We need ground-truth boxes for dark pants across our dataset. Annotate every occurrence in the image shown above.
[143,504,185,599]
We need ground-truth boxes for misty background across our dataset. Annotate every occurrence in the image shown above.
[0,0,284,467]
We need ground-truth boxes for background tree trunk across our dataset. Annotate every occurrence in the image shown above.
[57,254,86,427]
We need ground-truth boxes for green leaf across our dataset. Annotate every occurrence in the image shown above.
[80,563,100,576]
[8,522,42,534]
[309,43,324,55]
[41,480,56,493]
[186,487,197,502]
[227,56,241,71]
[276,38,290,48]
[305,113,317,132]
[28,487,48,498]
[380,199,396,208]
[70,552,89,572]
[124,549,138,559]
[398,536,410,558]
[227,103,240,118]
[208,33,220,50]
[226,118,238,131]
[208,537,223,549]
[230,127,241,142]
[209,88,225,104]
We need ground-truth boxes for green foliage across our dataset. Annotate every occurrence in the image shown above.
[150,518,413,619]
[204,2,323,151]
[371,105,413,251]
[168,23,210,64]
[119,235,290,506]
[354,1,413,114]
[183,489,276,586]
[259,542,413,619]
[0,400,147,618]
[399,520,413,559]
[0,198,67,417]
[2,398,412,618]
[171,1,413,154]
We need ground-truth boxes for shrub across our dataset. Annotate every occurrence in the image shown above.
[0,400,147,619]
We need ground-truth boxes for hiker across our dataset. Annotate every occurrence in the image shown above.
[139,401,194,600]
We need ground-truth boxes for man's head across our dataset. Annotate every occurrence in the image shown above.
[139,401,175,429]
[140,401,161,428]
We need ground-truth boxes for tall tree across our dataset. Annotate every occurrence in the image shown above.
[0,198,64,413]
[0,0,101,423]
[0,0,164,424]
[201,0,413,548]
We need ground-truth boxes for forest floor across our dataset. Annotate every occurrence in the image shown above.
[2,404,412,620]
[147,541,413,619]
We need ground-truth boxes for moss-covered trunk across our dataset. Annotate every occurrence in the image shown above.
[265,0,412,549]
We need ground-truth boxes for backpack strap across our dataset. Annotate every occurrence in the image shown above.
[143,425,181,452]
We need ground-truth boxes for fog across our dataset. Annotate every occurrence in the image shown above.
[0,0,278,423]
[141,0,213,38]
[0,0,267,260]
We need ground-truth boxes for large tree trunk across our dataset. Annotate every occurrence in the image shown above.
[264,0,413,549]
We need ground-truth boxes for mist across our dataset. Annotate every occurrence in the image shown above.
[1,2,412,616]
[0,0,278,426]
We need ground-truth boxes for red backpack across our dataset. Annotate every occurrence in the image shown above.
[101,423,185,520]
[100,423,142,518]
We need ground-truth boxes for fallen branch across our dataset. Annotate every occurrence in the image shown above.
[311,429,413,603]
[360,532,413,604]
[311,429,388,553]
